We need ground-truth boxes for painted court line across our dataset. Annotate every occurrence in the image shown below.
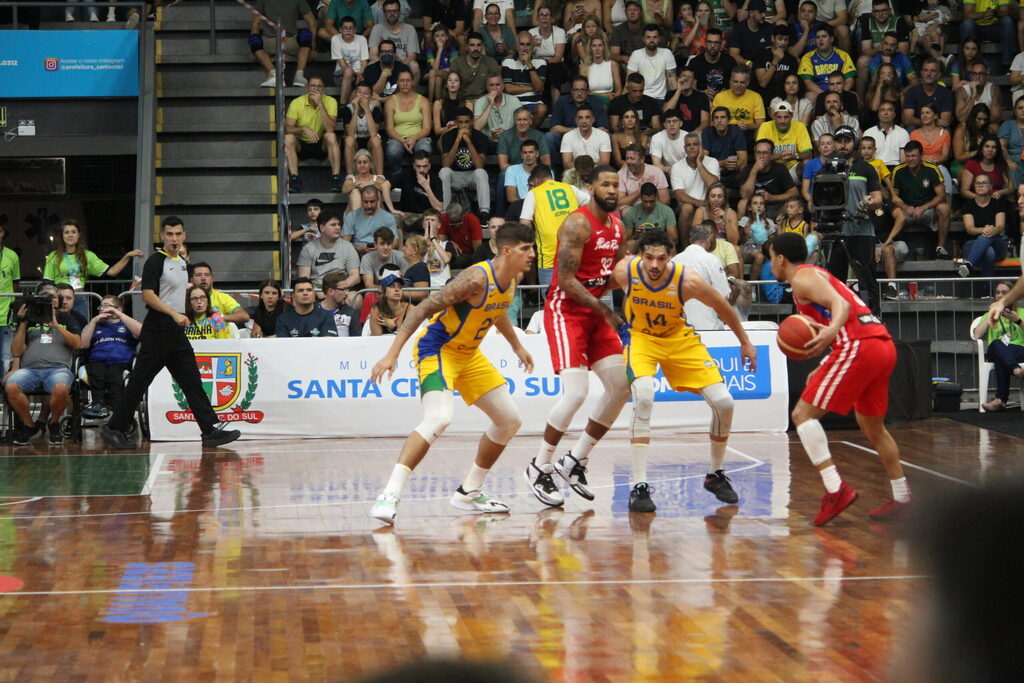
[840,441,978,487]
[139,453,166,496]
[1,459,768,521]
[0,574,928,598]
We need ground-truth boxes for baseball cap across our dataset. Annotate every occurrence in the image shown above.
[624,0,642,7]
[833,125,857,140]
[748,0,767,12]
[380,273,403,288]
[774,101,793,114]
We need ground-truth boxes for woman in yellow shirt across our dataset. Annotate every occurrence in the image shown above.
[184,286,231,340]
[383,70,433,177]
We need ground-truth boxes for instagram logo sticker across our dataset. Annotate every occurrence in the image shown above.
[43,58,58,71]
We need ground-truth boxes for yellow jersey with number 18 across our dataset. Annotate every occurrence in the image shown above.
[415,260,515,356]
[623,257,692,338]
[529,179,581,269]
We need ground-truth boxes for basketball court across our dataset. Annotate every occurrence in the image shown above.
[0,418,1003,680]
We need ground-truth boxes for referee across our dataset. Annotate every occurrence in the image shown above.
[101,217,240,449]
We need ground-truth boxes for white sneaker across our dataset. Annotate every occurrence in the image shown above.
[89,11,99,21]
[292,72,308,86]
[524,458,564,507]
[259,73,277,88]
[450,488,510,514]
[106,7,117,21]
[65,11,75,21]
[125,13,140,29]
[370,493,399,524]
[555,453,595,501]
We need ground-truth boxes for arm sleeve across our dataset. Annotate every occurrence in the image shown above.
[86,251,110,277]
[140,253,163,292]
[343,242,360,271]
[520,190,537,220]
[797,54,813,79]
[797,125,812,153]
[42,253,58,281]
[571,186,592,205]
[217,292,241,314]
[320,312,339,337]
[297,242,315,268]
[275,315,289,337]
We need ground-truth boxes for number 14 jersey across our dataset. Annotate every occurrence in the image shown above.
[623,257,693,338]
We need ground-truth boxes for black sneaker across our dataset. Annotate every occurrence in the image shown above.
[83,402,107,419]
[703,470,739,504]
[523,458,564,507]
[201,423,241,448]
[882,284,898,301]
[555,452,595,501]
[100,424,134,450]
[329,174,342,193]
[935,246,950,260]
[288,174,302,193]
[12,422,39,445]
[47,421,64,445]
[628,482,656,512]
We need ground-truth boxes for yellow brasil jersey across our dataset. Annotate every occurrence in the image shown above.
[529,179,581,269]
[624,257,692,338]
[415,260,515,355]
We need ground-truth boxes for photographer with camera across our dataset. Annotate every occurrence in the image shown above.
[4,282,81,445]
[813,125,885,315]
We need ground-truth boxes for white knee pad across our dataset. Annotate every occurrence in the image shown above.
[700,382,734,439]
[795,418,831,466]
[590,354,629,427]
[475,387,522,446]
[413,390,454,445]
[547,367,589,432]
[629,375,656,441]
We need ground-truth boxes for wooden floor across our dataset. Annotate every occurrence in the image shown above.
[0,418,1014,681]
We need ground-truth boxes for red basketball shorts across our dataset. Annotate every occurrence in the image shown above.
[545,299,622,374]
[801,336,896,417]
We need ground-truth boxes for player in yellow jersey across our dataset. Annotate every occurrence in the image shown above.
[610,229,757,513]
[520,164,591,287]
[369,223,536,525]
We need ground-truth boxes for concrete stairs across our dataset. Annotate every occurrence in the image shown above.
[153,0,284,286]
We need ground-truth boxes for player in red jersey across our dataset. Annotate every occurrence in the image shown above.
[524,165,631,507]
[770,232,912,525]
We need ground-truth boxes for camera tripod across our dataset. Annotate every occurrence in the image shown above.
[817,217,881,316]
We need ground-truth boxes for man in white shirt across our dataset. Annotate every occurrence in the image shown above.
[670,132,721,246]
[861,99,909,168]
[671,221,732,330]
[648,110,687,174]
[559,105,612,170]
[626,25,677,104]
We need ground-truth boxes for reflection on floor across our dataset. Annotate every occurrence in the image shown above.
[0,418,1012,680]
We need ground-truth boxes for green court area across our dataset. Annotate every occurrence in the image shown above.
[0,454,153,497]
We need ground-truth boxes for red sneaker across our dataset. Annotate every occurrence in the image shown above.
[813,482,859,526]
[868,499,912,520]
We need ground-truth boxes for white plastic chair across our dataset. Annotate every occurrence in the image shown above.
[972,319,1024,412]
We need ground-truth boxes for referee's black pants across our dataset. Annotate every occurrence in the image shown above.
[827,235,880,316]
[108,315,220,434]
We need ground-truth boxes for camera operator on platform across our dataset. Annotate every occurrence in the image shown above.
[812,125,884,315]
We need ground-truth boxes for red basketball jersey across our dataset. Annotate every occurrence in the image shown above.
[793,264,891,350]
[547,206,623,305]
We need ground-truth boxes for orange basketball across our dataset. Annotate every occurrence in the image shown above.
[777,314,817,360]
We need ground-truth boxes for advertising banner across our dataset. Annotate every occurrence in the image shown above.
[0,31,139,98]
[148,330,789,441]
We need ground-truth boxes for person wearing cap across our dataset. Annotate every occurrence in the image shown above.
[820,124,886,315]
[754,23,799,106]
[729,0,773,62]
[755,100,812,180]
[797,24,856,100]
[274,277,339,338]
[810,91,861,144]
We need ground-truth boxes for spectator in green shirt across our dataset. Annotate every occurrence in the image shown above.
[623,183,677,252]
[322,0,375,46]
[0,223,20,372]
[971,279,1024,411]
[43,219,142,320]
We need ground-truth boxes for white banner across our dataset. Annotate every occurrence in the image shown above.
[147,329,789,441]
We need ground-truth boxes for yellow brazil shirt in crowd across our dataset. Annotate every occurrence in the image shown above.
[712,89,765,127]
[209,290,241,318]
[286,93,339,143]
[964,0,1008,26]
[755,120,813,169]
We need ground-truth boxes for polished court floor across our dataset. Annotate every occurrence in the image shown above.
[0,418,1011,681]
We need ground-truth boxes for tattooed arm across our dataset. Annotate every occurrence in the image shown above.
[370,268,487,383]
[555,212,623,329]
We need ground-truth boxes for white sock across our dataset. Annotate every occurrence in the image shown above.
[631,443,648,484]
[294,69,305,77]
[709,440,727,473]
[890,477,911,503]
[536,440,557,465]
[820,465,842,494]
[571,432,599,462]
[383,464,411,498]
[461,464,488,493]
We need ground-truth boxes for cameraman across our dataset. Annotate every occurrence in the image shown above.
[4,282,81,445]
[815,125,884,315]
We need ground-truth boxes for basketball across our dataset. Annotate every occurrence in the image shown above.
[777,314,817,360]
